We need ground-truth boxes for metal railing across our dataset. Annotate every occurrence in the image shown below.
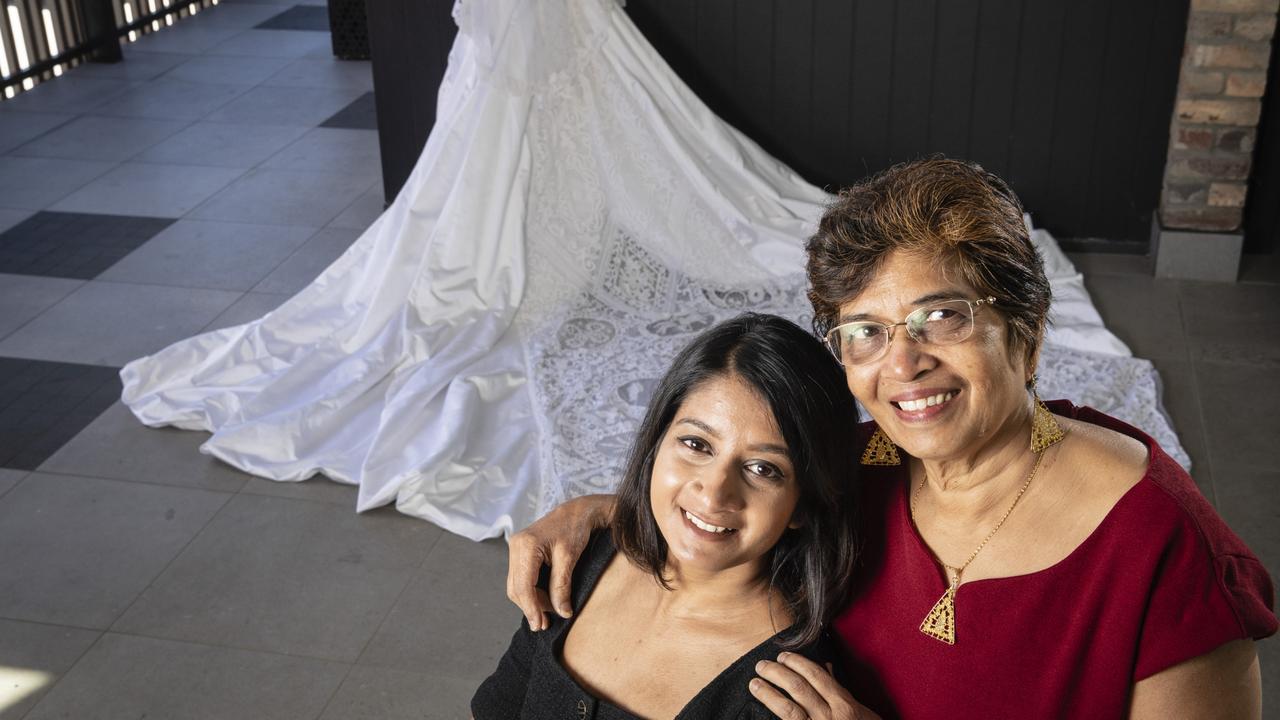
[1,0,220,99]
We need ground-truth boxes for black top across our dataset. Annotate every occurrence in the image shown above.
[472,532,839,719]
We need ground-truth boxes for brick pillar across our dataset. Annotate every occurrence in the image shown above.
[1156,0,1277,280]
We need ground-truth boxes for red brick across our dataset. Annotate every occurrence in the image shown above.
[1166,154,1252,180]
[1183,70,1226,95]
[1189,12,1235,38]
[1208,182,1248,207]
[1217,127,1257,152]
[1166,182,1211,205]
[1190,42,1272,69]
[1159,205,1243,232]
[1191,0,1279,12]
[1225,71,1267,96]
[1235,13,1278,41]
[1175,98,1262,125]
[1176,127,1216,150]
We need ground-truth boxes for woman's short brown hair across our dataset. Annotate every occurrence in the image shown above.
[806,157,1051,369]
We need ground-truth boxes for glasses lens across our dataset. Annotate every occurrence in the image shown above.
[830,322,887,365]
[908,300,975,345]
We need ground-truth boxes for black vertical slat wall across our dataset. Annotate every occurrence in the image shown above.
[626,0,1191,247]
[366,0,1190,248]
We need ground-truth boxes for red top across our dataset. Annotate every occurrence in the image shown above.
[834,401,1277,719]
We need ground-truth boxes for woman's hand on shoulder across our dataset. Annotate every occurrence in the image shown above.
[750,652,879,720]
[1130,639,1261,719]
[506,494,616,631]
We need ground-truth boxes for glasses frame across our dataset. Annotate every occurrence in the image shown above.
[825,296,998,366]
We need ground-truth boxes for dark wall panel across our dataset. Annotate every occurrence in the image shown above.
[627,0,1190,246]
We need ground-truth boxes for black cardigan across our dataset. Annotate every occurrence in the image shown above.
[472,532,839,719]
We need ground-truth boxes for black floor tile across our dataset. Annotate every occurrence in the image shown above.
[0,358,120,470]
[256,5,330,31]
[321,91,377,130]
[0,211,175,280]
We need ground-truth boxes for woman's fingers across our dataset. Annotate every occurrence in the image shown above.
[754,658,831,718]
[505,531,553,629]
[751,653,877,720]
[749,675,814,720]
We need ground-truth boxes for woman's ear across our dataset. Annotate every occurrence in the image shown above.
[788,512,806,530]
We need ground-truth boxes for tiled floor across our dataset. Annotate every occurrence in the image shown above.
[0,2,1277,718]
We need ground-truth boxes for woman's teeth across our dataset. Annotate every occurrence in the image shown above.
[685,510,734,534]
[896,391,955,412]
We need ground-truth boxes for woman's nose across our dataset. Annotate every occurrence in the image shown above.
[881,328,936,381]
[692,464,745,511]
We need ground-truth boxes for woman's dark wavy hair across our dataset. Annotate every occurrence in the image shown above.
[612,313,859,649]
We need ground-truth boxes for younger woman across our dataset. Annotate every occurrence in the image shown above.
[472,313,859,719]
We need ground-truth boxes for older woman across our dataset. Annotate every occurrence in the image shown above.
[506,158,1277,718]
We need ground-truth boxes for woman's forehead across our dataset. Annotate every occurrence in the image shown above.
[839,253,978,318]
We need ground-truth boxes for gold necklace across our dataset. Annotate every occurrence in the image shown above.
[909,450,1046,645]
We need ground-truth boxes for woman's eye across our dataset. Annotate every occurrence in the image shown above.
[746,461,782,480]
[845,324,881,341]
[925,307,958,322]
[679,436,709,453]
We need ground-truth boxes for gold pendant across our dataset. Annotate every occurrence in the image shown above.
[919,586,956,645]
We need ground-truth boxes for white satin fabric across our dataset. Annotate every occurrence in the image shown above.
[121,0,1188,540]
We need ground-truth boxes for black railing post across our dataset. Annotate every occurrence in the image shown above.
[80,0,122,63]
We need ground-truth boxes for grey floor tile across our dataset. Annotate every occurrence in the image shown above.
[1081,273,1188,362]
[321,91,377,131]
[202,290,290,331]
[0,211,176,280]
[192,168,375,226]
[93,78,249,121]
[1180,281,1280,367]
[182,2,293,29]
[328,188,385,231]
[115,494,442,661]
[23,633,348,720]
[358,534,521,680]
[0,359,121,470]
[99,219,317,290]
[0,619,100,720]
[10,115,190,162]
[1149,358,1213,501]
[127,24,242,55]
[50,162,244,218]
[134,121,309,168]
[205,84,367,127]
[0,111,75,154]
[252,226,361,294]
[318,665,478,720]
[164,53,295,86]
[256,5,329,30]
[0,274,84,339]
[1212,463,1280,586]
[70,50,191,82]
[263,56,374,91]
[1196,361,1280,474]
[0,473,229,627]
[0,209,34,234]
[263,127,381,176]
[1259,637,1279,717]
[0,76,134,114]
[239,474,359,506]
[208,28,332,58]
[0,469,26,498]
[0,156,117,210]
[0,281,240,366]
[39,402,251,493]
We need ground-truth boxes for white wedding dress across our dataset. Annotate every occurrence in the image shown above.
[120,0,1189,540]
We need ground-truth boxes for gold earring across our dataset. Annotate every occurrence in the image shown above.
[1029,377,1065,454]
[861,427,901,466]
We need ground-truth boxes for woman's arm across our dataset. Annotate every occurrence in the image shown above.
[1129,639,1261,719]
[506,494,616,630]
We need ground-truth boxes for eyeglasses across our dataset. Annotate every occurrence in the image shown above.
[825,297,997,366]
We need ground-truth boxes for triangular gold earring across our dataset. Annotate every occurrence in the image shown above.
[1029,375,1065,453]
[861,427,901,466]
